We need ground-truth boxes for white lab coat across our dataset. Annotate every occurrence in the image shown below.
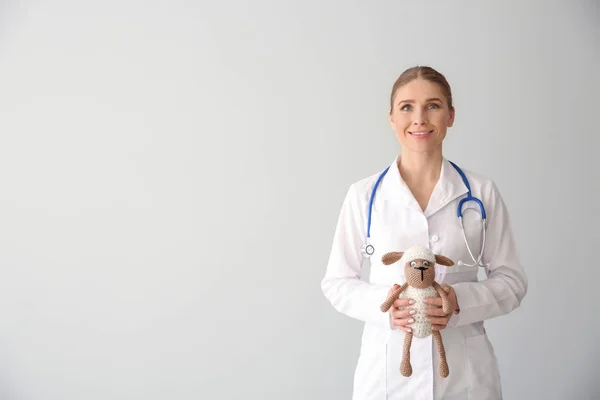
[321,155,527,400]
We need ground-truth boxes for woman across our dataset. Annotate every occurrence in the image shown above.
[321,66,528,400]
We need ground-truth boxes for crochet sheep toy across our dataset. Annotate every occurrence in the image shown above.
[379,245,455,378]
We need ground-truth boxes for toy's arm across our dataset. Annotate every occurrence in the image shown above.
[380,283,408,312]
[432,282,452,314]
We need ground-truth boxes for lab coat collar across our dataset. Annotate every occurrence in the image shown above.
[378,154,469,217]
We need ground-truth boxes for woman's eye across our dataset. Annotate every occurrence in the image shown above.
[428,103,440,109]
[401,104,412,111]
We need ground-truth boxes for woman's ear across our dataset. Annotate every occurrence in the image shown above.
[388,111,395,129]
[435,254,454,267]
[382,252,404,265]
[447,107,455,127]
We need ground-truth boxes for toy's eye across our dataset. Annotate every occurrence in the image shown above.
[410,261,416,267]
[423,261,430,266]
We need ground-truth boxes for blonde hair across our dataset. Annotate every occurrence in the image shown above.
[389,66,454,112]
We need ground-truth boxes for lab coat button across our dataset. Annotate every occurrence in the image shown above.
[430,235,439,242]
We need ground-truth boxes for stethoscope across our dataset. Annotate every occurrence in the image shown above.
[360,161,489,268]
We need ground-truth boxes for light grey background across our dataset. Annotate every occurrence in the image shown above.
[0,1,598,399]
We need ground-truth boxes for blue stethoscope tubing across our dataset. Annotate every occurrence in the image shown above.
[362,161,488,268]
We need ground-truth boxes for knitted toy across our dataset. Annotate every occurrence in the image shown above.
[379,245,455,378]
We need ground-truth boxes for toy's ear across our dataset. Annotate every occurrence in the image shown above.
[435,254,454,267]
[382,252,404,265]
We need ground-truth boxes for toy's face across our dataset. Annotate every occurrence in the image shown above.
[405,259,436,288]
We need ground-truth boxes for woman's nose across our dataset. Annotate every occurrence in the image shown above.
[413,111,428,125]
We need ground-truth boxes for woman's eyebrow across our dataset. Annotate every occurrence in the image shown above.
[397,97,443,105]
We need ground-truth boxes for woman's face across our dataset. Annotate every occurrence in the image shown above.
[389,78,455,154]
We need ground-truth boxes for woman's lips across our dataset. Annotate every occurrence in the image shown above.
[408,130,433,138]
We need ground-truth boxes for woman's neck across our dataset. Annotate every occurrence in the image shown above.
[397,149,443,187]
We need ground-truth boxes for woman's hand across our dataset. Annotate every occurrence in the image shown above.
[425,284,459,331]
[387,284,416,333]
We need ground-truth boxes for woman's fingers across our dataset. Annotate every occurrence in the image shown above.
[430,300,450,330]
[425,297,443,307]
[386,295,451,332]
[425,306,447,317]
[391,306,415,318]
[392,298,414,308]
[385,289,415,333]
[391,316,415,333]
[389,300,416,333]
[427,315,449,325]
[387,284,400,296]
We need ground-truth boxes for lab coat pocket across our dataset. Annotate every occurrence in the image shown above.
[465,333,502,400]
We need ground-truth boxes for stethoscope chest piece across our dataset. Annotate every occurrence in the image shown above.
[360,243,375,258]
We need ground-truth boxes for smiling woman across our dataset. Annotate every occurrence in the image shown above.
[385,67,458,212]
[320,65,528,400]
[389,67,455,160]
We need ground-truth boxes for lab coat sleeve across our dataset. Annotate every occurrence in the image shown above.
[448,181,528,328]
[321,183,394,330]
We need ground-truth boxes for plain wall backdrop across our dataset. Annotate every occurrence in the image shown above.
[0,1,598,399]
